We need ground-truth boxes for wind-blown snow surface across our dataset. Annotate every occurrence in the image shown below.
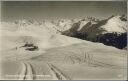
[0,19,127,80]
[1,21,83,50]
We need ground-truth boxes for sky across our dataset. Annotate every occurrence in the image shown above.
[1,1,127,21]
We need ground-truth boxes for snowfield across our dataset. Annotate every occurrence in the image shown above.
[0,16,127,80]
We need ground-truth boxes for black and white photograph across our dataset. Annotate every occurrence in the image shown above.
[0,1,127,80]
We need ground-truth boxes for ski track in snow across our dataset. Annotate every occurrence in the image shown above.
[47,63,71,80]
[19,61,71,80]
[18,62,27,80]
[19,62,34,80]
[82,54,123,69]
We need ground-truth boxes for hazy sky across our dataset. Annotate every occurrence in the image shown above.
[1,1,127,21]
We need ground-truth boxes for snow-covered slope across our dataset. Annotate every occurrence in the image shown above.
[1,21,84,51]
[1,39,127,80]
[101,15,127,33]
[55,19,74,31]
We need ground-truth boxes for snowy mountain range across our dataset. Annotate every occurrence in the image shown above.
[61,15,127,49]
[1,15,127,49]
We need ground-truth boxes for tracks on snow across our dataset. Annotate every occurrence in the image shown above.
[19,62,34,80]
[19,61,71,80]
[47,63,71,80]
